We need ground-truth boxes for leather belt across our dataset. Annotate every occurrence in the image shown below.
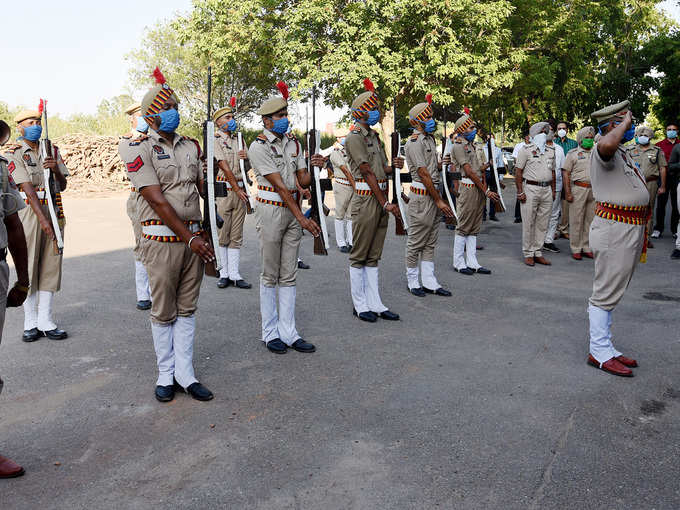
[595,202,649,225]
[573,181,591,188]
[141,220,201,242]
[256,185,298,207]
[524,179,551,187]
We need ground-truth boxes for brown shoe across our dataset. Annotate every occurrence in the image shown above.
[534,256,551,265]
[0,455,25,478]
[615,355,638,368]
[647,240,654,249]
[582,252,594,259]
[561,232,570,239]
[524,257,535,266]
[572,252,582,260]
[587,354,633,377]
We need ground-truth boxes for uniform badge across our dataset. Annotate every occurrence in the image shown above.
[127,156,144,172]
[153,145,170,160]
[22,153,36,166]
[532,150,538,157]
[7,161,15,174]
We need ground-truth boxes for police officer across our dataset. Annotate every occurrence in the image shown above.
[587,101,647,377]
[344,79,402,322]
[5,107,68,341]
[449,113,498,275]
[514,122,556,266]
[627,126,667,249]
[122,69,214,402]
[404,96,454,296]
[562,126,596,259]
[329,126,354,252]
[119,102,152,310]
[0,120,30,478]
[212,103,251,289]
[247,82,321,354]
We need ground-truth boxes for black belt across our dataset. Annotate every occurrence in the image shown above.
[0,248,6,262]
[524,179,551,187]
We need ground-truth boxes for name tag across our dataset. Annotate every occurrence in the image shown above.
[157,154,170,160]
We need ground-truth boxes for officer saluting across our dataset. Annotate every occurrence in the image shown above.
[247,82,321,354]
[403,95,454,296]
[212,101,251,289]
[587,101,648,377]
[118,102,152,310]
[4,105,68,341]
[344,79,402,322]
[122,68,214,402]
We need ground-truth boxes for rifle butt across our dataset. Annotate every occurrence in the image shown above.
[395,216,407,236]
[313,235,328,256]
[400,192,410,204]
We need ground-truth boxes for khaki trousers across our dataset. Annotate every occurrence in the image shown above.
[589,216,644,311]
[126,192,143,261]
[568,185,595,254]
[256,204,301,287]
[333,180,353,220]
[455,185,484,237]
[520,184,552,258]
[19,206,64,294]
[406,194,440,267]
[558,199,569,235]
[140,239,204,325]
[349,193,388,268]
[645,180,658,240]
[217,192,246,248]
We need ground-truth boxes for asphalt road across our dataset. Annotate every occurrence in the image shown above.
[1,190,679,509]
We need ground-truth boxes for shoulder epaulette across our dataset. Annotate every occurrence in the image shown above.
[566,147,579,155]
[256,134,267,144]
[129,134,149,146]
[2,143,21,154]
[410,133,420,141]
[350,125,361,133]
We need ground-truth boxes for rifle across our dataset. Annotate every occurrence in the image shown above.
[231,96,255,214]
[391,103,409,235]
[485,136,506,212]
[37,99,64,255]
[307,87,330,255]
[201,67,227,276]
[441,136,459,223]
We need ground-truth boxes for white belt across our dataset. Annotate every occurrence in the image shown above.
[461,178,474,185]
[142,223,200,237]
[410,181,426,190]
[354,181,388,191]
[20,191,46,200]
[335,177,351,186]
[225,181,245,189]
[257,189,297,202]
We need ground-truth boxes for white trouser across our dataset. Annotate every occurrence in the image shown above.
[135,260,151,301]
[227,247,243,281]
[219,246,229,279]
[335,219,347,248]
[152,322,174,386]
[260,283,279,342]
[453,235,467,270]
[588,304,621,364]
[171,315,198,388]
[350,266,368,313]
[464,236,481,270]
[406,266,420,290]
[421,260,440,291]
[23,292,38,330]
[347,220,353,246]
[545,180,563,244]
[278,286,299,346]
[676,182,680,248]
[37,290,57,331]
[364,266,387,313]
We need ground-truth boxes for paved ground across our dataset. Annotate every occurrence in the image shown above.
[1,189,679,509]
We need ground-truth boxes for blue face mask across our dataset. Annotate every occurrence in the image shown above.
[270,117,289,134]
[340,137,346,146]
[622,123,635,143]
[464,128,477,142]
[366,110,380,126]
[423,119,436,133]
[667,129,678,140]
[136,117,149,133]
[153,108,180,132]
[223,119,237,132]
[23,124,42,141]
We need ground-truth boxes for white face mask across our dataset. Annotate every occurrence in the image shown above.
[638,135,650,145]
[532,133,547,153]
[557,129,567,138]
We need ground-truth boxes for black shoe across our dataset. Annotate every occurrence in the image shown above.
[543,242,560,253]
[454,267,475,275]
[489,216,499,222]
[22,328,42,342]
[234,279,252,289]
[446,224,456,230]
[475,267,492,275]
[266,338,288,353]
[136,299,152,310]
[672,249,680,260]
[155,385,175,402]
[379,310,400,320]
[339,245,351,253]
[41,328,68,340]
[216,278,232,288]
[409,287,426,297]
[514,218,522,223]
[186,382,214,401]
[291,338,316,353]
[424,287,452,296]
[297,260,310,269]
[353,309,377,322]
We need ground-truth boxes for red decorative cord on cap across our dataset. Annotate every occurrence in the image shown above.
[38,99,44,115]
[464,107,470,115]
[363,78,375,92]
[152,67,166,85]
[426,94,432,105]
[229,96,236,108]
[276,81,289,100]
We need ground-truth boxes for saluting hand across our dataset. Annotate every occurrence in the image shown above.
[300,217,321,237]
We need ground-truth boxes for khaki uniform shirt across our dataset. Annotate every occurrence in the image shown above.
[450,139,482,180]
[344,124,388,180]
[515,143,555,182]
[627,144,666,179]
[591,145,649,207]
[118,131,147,182]
[5,139,69,191]
[121,130,202,223]
[563,147,593,183]
[247,129,305,190]
[214,131,243,181]
[329,146,350,177]
[405,132,440,186]
[0,156,25,249]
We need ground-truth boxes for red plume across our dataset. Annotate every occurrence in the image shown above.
[276,81,289,100]
[463,107,470,115]
[363,78,375,92]
[425,93,432,105]
[38,99,44,115]
[152,67,166,85]
[229,96,236,108]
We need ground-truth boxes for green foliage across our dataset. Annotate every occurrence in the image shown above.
[645,30,680,126]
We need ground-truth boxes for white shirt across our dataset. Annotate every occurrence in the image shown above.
[512,141,527,159]
[548,142,565,185]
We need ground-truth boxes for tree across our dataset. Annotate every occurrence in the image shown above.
[645,30,680,126]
